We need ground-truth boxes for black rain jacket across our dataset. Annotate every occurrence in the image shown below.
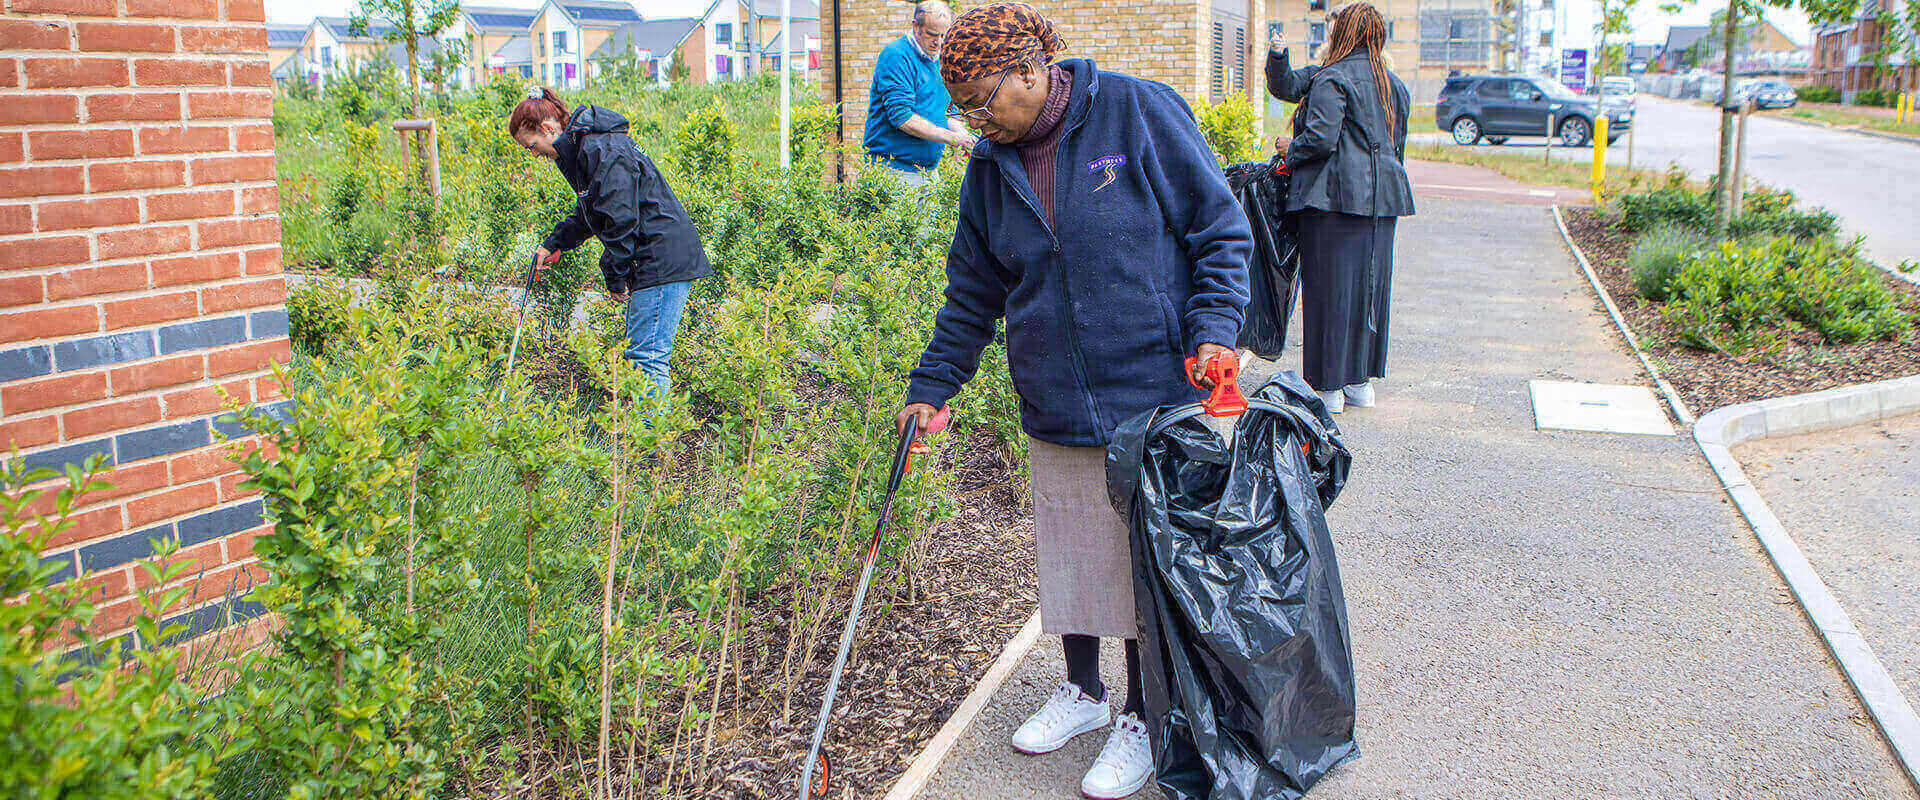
[542,105,712,294]
[1281,52,1415,218]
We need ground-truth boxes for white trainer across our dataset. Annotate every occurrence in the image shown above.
[1315,389,1345,414]
[1081,712,1153,799]
[1343,382,1376,408]
[1010,682,1111,755]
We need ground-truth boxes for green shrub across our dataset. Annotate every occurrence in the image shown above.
[1855,87,1897,108]
[1729,205,1840,241]
[1195,96,1261,165]
[1615,184,1715,233]
[1627,224,1706,301]
[1664,236,1913,353]
[669,103,737,181]
[1797,84,1841,104]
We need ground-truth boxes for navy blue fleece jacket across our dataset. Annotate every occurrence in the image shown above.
[905,59,1253,447]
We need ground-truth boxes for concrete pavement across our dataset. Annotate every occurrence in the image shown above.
[1738,413,1920,731]
[904,195,1918,799]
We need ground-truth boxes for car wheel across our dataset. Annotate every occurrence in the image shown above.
[1558,116,1592,147]
[1486,136,1509,145]
[1451,117,1482,145]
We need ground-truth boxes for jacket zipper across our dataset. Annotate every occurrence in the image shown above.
[996,100,1106,437]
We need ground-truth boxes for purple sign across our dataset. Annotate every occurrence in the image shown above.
[564,63,577,81]
[1559,49,1588,93]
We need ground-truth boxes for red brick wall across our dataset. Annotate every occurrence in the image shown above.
[1,0,286,648]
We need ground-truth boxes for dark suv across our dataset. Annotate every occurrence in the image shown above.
[1435,75,1633,147]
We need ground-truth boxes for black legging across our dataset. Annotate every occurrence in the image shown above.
[1062,635,1144,717]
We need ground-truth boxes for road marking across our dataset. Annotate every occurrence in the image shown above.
[1419,182,1561,198]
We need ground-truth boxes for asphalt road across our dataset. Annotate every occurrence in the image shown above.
[910,196,1918,799]
[1535,96,1920,270]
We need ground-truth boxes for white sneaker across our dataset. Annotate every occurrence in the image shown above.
[1316,389,1345,414]
[1343,382,1375,408]
[1081,712,1153,799]
[1010,682,1111,755]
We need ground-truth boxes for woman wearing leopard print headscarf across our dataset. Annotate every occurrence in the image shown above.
[895,4,1253,796]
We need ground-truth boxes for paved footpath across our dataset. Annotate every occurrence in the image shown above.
[909,196,1917,799]
[1738,412,1920,730]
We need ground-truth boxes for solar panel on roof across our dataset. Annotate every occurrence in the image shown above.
[567,4,641,22]
[471,12,535,27]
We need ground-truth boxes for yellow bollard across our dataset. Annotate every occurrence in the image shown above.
[1591,115,1610,203]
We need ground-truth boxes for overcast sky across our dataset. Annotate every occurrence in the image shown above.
[265,0,1814,48]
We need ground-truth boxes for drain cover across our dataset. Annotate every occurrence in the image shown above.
[1528,380,1675,436]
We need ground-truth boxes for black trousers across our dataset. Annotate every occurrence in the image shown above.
[1297,209,1396,392]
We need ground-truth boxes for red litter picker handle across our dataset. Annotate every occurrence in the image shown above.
[1185,350,1248,417]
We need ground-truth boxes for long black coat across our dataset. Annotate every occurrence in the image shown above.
[1281,52,1415,218]
[543,105,712,294]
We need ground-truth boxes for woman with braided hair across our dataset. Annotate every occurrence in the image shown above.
[1271,2,1415,414]
[895,3,1252,796]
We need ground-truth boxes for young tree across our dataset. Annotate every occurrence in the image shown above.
[349,0,462,186]
[1593,0,1640,83]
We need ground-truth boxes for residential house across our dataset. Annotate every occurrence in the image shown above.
[586,17,707,83]
[1811,0,1914,94]
[449,5,541,87]
[297,17,404,88]
[493,35,536,80]
[1658,24,1709,72]
[267,23,306,84]
[740,0,821,75]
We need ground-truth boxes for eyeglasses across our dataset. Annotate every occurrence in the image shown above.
[948,68,1013,123]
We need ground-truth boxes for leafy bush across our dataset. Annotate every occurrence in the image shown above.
[1626,224,1706,301]
[1855,87,1897,108]
[1614,181,1839,242]
[1728,204,1840,241]
[669,103,737,182]
[2,459,249,798]
[1797,84,1841,103]
[1615,183,1715,233]
[1195,96,1260,165]
[1664,236,1913,353]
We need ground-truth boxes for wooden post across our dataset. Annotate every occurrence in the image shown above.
[392,118,442,200]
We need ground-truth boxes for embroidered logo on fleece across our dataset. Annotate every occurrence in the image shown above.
[1087,154,1126,192]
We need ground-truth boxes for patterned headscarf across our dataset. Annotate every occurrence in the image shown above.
[938,2,1066,84]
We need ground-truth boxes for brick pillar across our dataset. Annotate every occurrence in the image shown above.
[1,0,287,647]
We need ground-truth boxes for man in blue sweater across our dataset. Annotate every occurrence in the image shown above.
[861,0,975,184]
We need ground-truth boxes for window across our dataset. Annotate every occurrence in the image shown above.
[1309,22,1326,51]
[553,31,567,53]
[321,46,332,68]
[537,37,545,57]
[519,65,532,77]
[539,63,547,82]
[716,23,732,44]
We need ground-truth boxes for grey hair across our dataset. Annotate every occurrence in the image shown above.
[912,0,952,27]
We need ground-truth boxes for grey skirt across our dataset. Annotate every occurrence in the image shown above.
[1028,436,1136,639]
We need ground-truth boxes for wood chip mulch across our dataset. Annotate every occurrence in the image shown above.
[1563,208,1920,415]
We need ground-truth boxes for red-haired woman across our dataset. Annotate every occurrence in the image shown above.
[509,86,712,397]
[1270,2,1414,414]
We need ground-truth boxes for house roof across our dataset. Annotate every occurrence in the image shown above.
[589,18,702,59]
[267,23,307,47]
[270,52,301,78]
[315,16,399,43]
[491,34,534,66]
[758,22,821,55]
[466,5,540,33]
[556,0,644,27]
[748,0,820,20]
[1662,25,1710,54]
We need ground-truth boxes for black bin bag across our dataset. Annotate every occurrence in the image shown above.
[1105,371,1358,800]
[1225,158,1300,360]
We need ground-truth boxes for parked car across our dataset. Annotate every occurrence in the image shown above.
[1733,80,1798,109]
[1435,74,1633,147]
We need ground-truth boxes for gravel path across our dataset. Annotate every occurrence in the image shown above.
[1737,412,1920,725]
[907,196,1916,799]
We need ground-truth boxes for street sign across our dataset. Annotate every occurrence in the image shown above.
[1560,49,1588,93]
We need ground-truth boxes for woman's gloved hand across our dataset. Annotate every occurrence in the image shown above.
[1189,343,1237,388]
[531,247,558,277]
[896,403,952,455]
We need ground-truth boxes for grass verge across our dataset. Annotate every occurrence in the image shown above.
[1784,105,1920,138]
[1405,142,1680,192]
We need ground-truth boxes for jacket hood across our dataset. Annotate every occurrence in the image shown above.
[566,105,629,135]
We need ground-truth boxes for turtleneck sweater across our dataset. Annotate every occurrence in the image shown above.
[1015,64,1073,229]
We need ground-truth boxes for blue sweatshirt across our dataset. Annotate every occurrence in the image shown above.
[906,59,1253,447]
[862,34,949,172]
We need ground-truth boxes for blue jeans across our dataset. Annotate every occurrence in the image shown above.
[622,280,692,398]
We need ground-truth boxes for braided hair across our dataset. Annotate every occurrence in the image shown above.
[1291,3,1396,135]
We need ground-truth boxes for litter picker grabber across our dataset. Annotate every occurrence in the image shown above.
[797,405,950,800]
[498,253,549,402]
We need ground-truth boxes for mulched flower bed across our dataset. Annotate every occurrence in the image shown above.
[1564,208,1920,415]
